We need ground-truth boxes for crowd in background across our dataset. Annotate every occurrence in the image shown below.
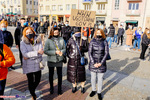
[0,17,150,100]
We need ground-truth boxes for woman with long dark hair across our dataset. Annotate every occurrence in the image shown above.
[44,28,66,95]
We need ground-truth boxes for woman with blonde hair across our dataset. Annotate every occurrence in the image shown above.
[88,29,109,100]
[20,27,44,100]
[140,28,150,61]
[125,25,133,51]
[37,22,46,46]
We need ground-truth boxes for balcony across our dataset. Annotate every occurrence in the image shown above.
[96,10,107,15]
[127,0,142,2]
[95,0,107,3]
[126,10,140,16]
[82,0,92,4]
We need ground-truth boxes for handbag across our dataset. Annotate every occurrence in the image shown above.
[74,40,88,66]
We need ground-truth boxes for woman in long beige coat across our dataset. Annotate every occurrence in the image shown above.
[126,26,133,51]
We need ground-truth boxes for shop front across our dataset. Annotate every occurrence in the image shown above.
[65,15,70,22]
[125,20,138,30]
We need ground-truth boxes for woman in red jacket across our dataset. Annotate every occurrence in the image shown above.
[0,44,15,100]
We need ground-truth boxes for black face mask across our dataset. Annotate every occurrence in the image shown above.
[26,34,34,40]
[97,35,102,38]
[53,35,59,38]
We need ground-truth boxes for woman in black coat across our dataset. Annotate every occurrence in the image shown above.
[66,27,88,94]
[88,29,109,100]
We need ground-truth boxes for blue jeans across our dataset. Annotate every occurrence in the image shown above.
[133,38,141,49]
[113,35,118,43]
[107,37,113,48]
[64,40,68,46]
[0,79,6,100]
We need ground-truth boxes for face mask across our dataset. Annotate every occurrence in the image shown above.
[53,35,59,38]
[139,29,141,31]
[23,22,27,26]
[54,25,57,27]
[66,24,69,26]
[147,31,150,34]
[26,34,34,40]
[97,35,102,38]
[1,28,6,31]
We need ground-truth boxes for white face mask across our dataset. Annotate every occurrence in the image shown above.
[147,31,150,34]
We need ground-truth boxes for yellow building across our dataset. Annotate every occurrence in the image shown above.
[39,0,78,23]
[0,0,38,21]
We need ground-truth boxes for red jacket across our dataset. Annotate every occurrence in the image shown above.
[0,44,15,80]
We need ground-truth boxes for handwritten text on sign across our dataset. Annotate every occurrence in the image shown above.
[70,9,96,27]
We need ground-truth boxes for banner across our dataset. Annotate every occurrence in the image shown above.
[70,9,96,28]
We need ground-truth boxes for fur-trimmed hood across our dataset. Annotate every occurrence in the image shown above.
[22,35,41,44]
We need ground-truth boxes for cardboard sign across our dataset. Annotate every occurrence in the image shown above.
[70,9,96,28]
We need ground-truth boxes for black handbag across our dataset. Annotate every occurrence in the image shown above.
[63,55,67,63]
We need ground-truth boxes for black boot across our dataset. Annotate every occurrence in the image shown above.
[97,93,102,100]
[72,87,77,93]
[81,87,85,94]
[58,86,62,95]
[89,91,96,97]
[49,87,54,94]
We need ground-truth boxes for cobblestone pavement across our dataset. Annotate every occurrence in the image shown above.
[2,27,150,100]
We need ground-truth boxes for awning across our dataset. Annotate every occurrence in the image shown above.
[125,20,138,24]
[13,13,17,15]
[65,15,70,17]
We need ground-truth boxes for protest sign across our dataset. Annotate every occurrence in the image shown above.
[70,9,96,28]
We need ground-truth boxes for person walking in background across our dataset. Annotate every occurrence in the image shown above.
[113,24,118,44]
[103,24,107,37]
[20,27,44,100]
[125,25,133,51]
[0,43,15,100]
[62,21,72,45]
[44,21,49,35]
[117,24,125,46]
[66,27,88,94]
[106,24,115,49]
[140,28,150,61]
[14,18,27,66]
[0,20,15,70]
[32,19,39,34]
[88,29,109,100]
[37,22,46,47]
[44,28,66,95]
[17,19,21,28]
[133,27,143,51]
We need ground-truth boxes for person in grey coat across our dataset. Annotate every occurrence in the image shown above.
[20,27,44,100]
[44,27,66,95]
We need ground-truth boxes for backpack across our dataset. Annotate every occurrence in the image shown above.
[0,43,4,61]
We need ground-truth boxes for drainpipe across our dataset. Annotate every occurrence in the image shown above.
[142,0,147,30]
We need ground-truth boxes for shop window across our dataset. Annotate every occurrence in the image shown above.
[66,4,70,10]
[72,4,76,9]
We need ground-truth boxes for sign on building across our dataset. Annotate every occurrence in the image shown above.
[70,9,96,28]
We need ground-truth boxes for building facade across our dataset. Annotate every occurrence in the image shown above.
[0,0,38,21]
[39,0,79,23]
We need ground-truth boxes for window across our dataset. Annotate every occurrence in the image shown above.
[30,9,32,13]
[8,9,10,13]
[15,8,17,12]
[66,4,70,10]
[52,5,56,11]
[40,6,43,11]
[1,9,3,13]
[98,4,105,10]
[72,4,76,9]
[30,0,32,5]
[14,0,16,3]
[26,0,28,4]
[115,0,119,10]
[46,6,50,11]
[34,1,36,5]
[129,3,139,10]
[84,4,91,10]
[37,2,38,5]
[58,5,63,11]
[26,8,28,13]
[7,0,9,4]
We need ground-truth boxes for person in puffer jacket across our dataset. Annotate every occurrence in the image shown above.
[88,29,109,100]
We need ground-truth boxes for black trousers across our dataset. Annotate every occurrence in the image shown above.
[0,79,6,100]
[18,45,22,66]
[48,62,62,90]
[117,35,123,45]
[26,71,41,97]
[140,43,148,59]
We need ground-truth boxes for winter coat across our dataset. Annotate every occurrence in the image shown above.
[20,35,43,74]
[107,25,115,37]
[14,26,26,46]
[32,22,39,33]
[142,34,150,46]
[135,30,143,39]
[88,38,108,73]
[44,37,66,63]
[126,29,133,46]
[62,26,72,41]
[37,26,46,34]
[66,35,88,83]
[0,44,15,80]
[118,28,125,37]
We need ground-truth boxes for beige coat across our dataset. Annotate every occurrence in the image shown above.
[126,29,133,46]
